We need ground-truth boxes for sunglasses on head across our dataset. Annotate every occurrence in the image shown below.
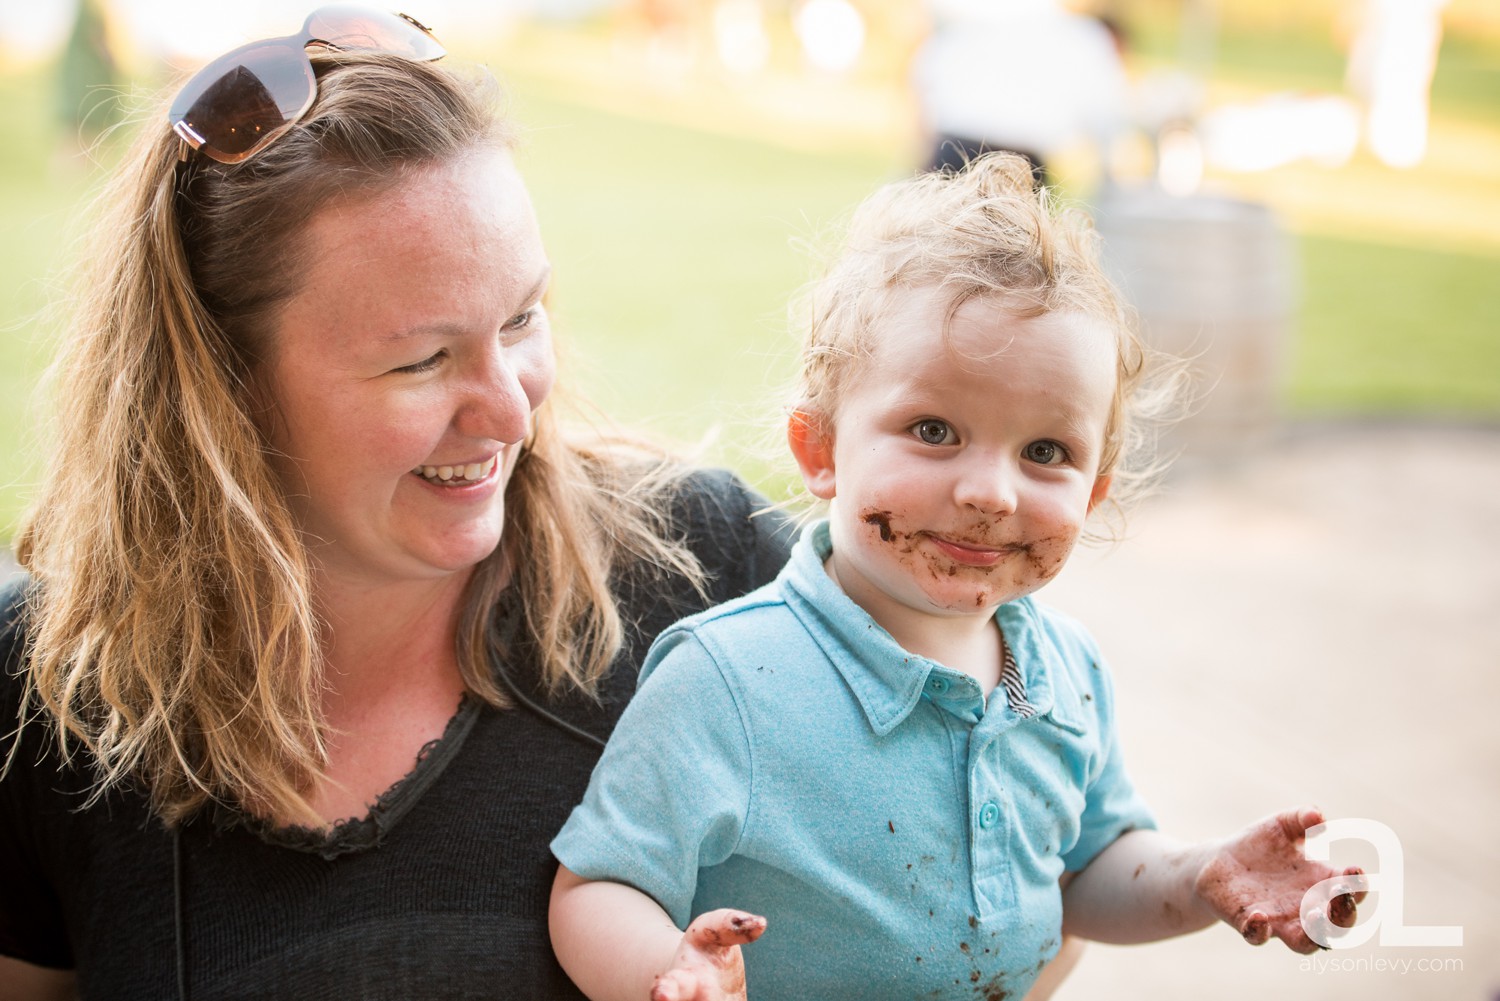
[169,5,445,165]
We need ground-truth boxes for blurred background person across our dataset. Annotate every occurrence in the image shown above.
[1345,0,1451,168]
[911,0,1128,186]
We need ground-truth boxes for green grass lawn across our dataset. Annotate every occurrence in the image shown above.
[0,69,96,542]
[1293,232,1500,413]
[1,15,1497,541]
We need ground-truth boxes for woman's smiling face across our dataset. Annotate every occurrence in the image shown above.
[259,148,555,588]
[790,286,1117,637]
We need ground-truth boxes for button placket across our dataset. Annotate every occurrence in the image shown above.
[967,726,1018,918]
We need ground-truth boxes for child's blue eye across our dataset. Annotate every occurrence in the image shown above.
[913,420,953,445]
[1024,440,1065,465]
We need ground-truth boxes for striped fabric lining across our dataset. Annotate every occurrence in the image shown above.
[999,633,1037,718]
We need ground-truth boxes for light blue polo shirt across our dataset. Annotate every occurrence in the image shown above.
[553,521,1154,1000]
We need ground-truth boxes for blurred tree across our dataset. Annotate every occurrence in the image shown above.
[54,0,120,157]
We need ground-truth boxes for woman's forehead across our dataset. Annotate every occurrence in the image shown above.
[265,149,546,359]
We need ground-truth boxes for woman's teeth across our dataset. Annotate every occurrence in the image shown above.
[412,455,497,484]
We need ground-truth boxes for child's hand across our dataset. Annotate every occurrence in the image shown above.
[1194,806,1365,953]
[649,909,768,1001]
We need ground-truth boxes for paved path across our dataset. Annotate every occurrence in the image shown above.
[1041,422,1498,1000]
[3,424,1496,998]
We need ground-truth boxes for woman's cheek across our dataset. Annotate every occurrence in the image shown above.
[522,346,557,411]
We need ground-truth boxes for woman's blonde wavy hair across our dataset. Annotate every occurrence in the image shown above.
[790,152,1185,532]
[9,52,701,827]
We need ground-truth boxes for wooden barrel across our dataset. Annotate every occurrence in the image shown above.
[1092,187,1295,464]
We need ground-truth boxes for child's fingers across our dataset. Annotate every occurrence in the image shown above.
[1343,865,1369,905]
[1239,910,1272,946]
[1328,889,1359,929]
[1296,806,1325,834]
[1275,805,1323,844]
[684,909,768,951]
[1240,908,1328,954]
[1274,916,1323,955]
[1326,869,1367,929]
[649,970,696,1001]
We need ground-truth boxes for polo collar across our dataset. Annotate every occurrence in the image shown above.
[780,521,1088,737]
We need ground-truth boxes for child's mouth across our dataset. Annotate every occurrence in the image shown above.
[928,535,1024,567]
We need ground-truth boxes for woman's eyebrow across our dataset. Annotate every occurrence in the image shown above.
[380,265,552,343]
[518,265,552,313]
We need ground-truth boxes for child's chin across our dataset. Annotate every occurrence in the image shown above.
[921,585,1010,616]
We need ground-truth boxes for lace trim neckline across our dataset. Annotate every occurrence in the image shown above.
[216,692,483,860]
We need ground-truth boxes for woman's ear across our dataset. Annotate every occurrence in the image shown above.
[787,409,837,500]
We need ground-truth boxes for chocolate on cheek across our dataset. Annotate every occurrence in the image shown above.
[859,508,921,558]
[861,508,896,543]
[858,507,921,577]
[1022,534,1074,585]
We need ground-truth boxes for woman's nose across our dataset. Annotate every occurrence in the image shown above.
[458,353,533,445]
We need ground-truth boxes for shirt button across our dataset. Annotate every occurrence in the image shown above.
[926,676,951,696]
[978,801,1001,830]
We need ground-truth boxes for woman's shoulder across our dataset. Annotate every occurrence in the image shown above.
[589,466,797,701]
[0,575,34,701]
[0,573,75,801]
[662,466,773,533]
[1,572,29,623]
[660,467,799,600]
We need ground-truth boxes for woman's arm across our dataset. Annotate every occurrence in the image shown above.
[1060,807,1362,952]
[550,866,763,1001]
[0,956,76,1001]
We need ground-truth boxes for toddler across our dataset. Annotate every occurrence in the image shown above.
[549,154,1360,1001]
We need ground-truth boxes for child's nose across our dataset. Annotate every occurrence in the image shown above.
[954,458,1018,515]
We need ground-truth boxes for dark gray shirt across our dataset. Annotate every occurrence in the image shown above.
[0,469,795,999]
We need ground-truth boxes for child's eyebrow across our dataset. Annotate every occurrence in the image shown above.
[1056,410,1108,450]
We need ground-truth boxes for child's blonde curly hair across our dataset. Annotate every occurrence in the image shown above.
[790,153,1183,532]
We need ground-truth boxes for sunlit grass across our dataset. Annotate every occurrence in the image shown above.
[1292,233,1500,413]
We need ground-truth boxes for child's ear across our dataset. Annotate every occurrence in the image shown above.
[1088,474,1112,513]
[787,409,837,500]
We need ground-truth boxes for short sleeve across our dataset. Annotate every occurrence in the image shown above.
[0,578,74,968]
[551,630,752,928]
[1059,645,1155,872]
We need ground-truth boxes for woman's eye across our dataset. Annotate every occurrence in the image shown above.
[913,420,953,446]
[395,351,444,375]
[505,306,540,332]
[1024,440,1065,465]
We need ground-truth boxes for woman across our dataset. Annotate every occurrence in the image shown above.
[0,9,792,998]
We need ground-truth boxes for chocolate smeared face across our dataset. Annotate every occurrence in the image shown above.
[807,287,1116,639]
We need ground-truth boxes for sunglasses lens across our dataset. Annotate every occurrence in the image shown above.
[169,8,446,164]
[305,6,446,60]
[171,43,316,162]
